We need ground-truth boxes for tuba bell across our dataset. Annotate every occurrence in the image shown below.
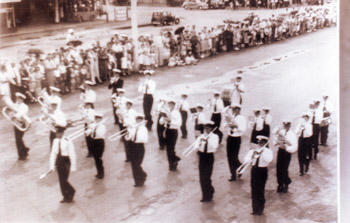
[2,106,31,132]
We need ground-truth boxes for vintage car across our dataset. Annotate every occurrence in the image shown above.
[151,11,180,26]
[182,0,209,10]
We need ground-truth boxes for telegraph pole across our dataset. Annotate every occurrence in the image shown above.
[131,0,139,71]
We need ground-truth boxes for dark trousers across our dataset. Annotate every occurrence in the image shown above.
[143,94,154,130]
[157,116,166,149]
[92,139,105,177]
[211,113,223,143]
[112,105,118,124]
[227,136,242,179]
[56,155,75,201]
[50,131,56,150]
[276,148,292,187]
[14,127,28,159]
[124,139,131,161]
[312,124,320,159]
[85,135,93,155]
[320,125,329,145]
[129,142,147,185]
[180,110,188,138]
[199,152,214,200]
[165,129,180,169]
[115,52,123,70]
[298,137,311,174]
[251,167,268,214]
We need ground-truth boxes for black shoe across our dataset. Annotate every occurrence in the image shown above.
[305,165,309,173]
[134,182,144,187]
[277,185,283,193]
[125,159,130,162]
[173,160,179,170]
[95,175,104,179]
[237,173,242,179]
[181,136,187,139]
[200,198,212,202]
[228,177,236,182]
[299,172,304,176]
[60,199,67,203]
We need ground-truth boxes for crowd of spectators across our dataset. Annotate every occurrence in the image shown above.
[0,4,336,105]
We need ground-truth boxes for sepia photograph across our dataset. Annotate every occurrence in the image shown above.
[0,0,344,222]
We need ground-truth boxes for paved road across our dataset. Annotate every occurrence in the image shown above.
[0,21,337,223]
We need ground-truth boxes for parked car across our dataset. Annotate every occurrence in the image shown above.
[182,0,209,10]
[209,1,225,9]
[151,12,180,26]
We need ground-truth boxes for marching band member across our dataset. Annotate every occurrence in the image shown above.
[43,86,62,110]
[224,103,247,181]
[88,112,106,179]
[295,113,313,176]
[112,88,127,129]
[319,94,334,146]
[159,99,182,171]
[209,91,224,144]
[82,102,95,157]
[109,69,124,124]
[138,72,156,131]
[250,109,264,146]
[262,107,272,138]
[194,103,206,138]
[177,93,190,139]
[84,81,97,108]
[273,120,297,193]
[127,114,148,187]
[48,99,67,149]
[230,75,245,105]
[49,125,76,203]
[122,99,137,162]
[309,100,323,160]
[155,98,167,150]
[243,135,273,216]
[12,93,30,160]
[193,120,219,202]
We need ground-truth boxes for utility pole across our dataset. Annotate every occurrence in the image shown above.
[131,0,139,71]
[105,0,109,22]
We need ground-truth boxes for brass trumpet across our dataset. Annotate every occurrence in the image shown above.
[39,114,57,132]
[182,127,218,157]
[67,118,108,141]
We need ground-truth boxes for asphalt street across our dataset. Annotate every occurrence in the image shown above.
[0,6,338,223]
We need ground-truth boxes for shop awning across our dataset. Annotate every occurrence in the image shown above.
[0,0,21,3]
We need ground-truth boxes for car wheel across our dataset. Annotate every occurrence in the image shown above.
[175,18,180,24]
[162,20,168,26]
[199,6,203,10]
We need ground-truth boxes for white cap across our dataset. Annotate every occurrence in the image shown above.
[167,99,176,104]
[213,90,220,95]
[196,103,204,109]
[136,113,145,119]
[95,112,104,118]
[282,119,292,124]
[256,135,269,141]
[15,92,26,99]
[117,88,125,93]
[126,99,133,104]
[302,112,310,118]
[262,107,271,111]
[50,86,60,92]
[85,81,94,86]
[230,103,241,109]
[113,68,121,73]
[68,28,74,33]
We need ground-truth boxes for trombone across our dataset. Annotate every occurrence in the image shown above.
[108,120,147,141]
[67,117,108,141]
[182,127,217,157]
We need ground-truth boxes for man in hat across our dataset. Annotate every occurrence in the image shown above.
[230,75,245,105]
[88,112,106,179]
[47,99,67,149]
[160,99,182,171]
[194,103,206,138]
[43,86,62,110]
[209,91,224,143]
[66,28,77,44]
[108,69,124,95]
[309,100,323,160]
[319,94,334,146]
[84,81,97,108]
[122,99,137,162]
[155,98,168,150]
[11,93,30,160]
[81,102,95,157]
[138,72,156,131]
[49,125,76,203]
[111,88,127,127]
[194,120,219,202]
[274,120,297,193]
[225,103,247,181]
[250,109,264,146]
[261,107,272,138]
[127,113,148,187]
[295,113,313,176]
[243,135,273,215]
[177,93,190,139]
